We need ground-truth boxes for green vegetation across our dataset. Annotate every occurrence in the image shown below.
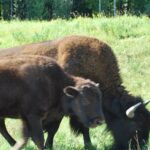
[0,15,150,149]
[1,0,150,20]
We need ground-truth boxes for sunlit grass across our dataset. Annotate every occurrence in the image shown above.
[0,15,149,48]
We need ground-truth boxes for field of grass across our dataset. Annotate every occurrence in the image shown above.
[0,15,150,149]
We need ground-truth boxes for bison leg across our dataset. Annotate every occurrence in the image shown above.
[26,115,44,150]
[44,120,62,149]
[0,118,16,146]
[11,120,29,150]
[109,120,133,150]
[69,116,95,150]
[82,128,93,149]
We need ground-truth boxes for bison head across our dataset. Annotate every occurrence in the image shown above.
[62,81,104,128]
[126,100,150,118]
[124,99,150,148]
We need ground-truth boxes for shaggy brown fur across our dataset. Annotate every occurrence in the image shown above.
[0,55,104,150]
[0,35,149,150]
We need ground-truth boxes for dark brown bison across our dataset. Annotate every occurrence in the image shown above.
[0,35,149,150]
[0,55,104,150]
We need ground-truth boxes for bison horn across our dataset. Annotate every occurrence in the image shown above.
[96,83,99,87]
[126,102,142,118]
[126,100,150,118]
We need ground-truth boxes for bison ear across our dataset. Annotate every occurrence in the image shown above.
[63,86,79,98]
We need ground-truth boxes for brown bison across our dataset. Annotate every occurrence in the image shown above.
[0,35,150,150]
[0,55,104,150]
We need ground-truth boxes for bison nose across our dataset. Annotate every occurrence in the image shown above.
[94,119,101,125]
[93,118,104,125]
[89,117,104,128]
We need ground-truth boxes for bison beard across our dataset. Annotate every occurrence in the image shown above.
[0,35,149,150]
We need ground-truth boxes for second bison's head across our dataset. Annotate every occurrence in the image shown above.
[126,100,150,119]
[62,79,104,128]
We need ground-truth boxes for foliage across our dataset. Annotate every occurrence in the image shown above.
[71,0,99,17]
[42,0,53,20]
[53,0,73,18]
[0,0,150,20]
[14,0,26,19]
[145,1,150,16]
[1,0,11,20]
[25,0,44,20]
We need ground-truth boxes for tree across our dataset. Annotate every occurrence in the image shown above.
[71,0,99,17]
[43,0,53,20]
[14,0,27,20]
[114,0,116,16]
[145,1,150,16]
[53,0,73,18]
[26,0,44,20]
[0,0,2,19]
[2,0,11,20]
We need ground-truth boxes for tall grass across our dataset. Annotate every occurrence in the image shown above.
[0,15,150,149]
[0,15,149,48]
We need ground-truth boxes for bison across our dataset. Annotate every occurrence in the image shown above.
[0,35,149,150]
[0,55,104,150]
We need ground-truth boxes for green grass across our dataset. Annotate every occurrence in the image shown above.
[0,15,150,149]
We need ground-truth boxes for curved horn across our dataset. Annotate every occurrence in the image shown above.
[126,100,150,118]
[96,83,99,87]
[126,102,142,118]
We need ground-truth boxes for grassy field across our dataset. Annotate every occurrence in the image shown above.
[0,15,150,149]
